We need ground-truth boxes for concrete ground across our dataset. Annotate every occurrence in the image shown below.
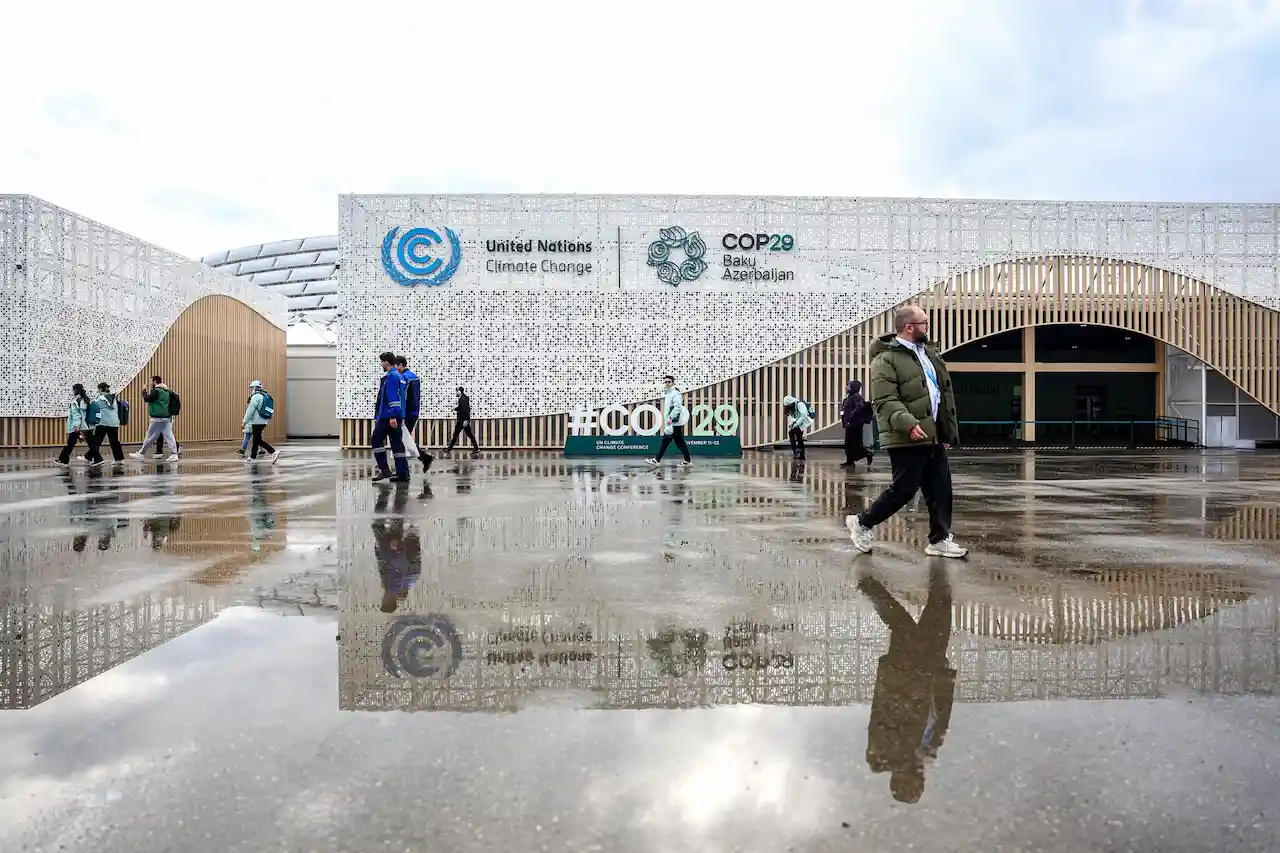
[1,445,1278,852]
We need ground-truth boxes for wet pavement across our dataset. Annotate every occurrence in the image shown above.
[2,445,1279,851]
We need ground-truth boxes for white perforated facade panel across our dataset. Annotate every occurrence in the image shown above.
[336,194,1280,421]
[0,195,287,418]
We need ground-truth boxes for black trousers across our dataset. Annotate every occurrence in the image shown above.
[86,426,124,462]
[858,444,953,544]
[655,424,690,462]
[844,423,872,465]
[250,424,275,458]
[789,427,806,458]
[446,418,478,451]
[58,431,85,464]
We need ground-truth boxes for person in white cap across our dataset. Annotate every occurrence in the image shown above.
[243,380,280,463]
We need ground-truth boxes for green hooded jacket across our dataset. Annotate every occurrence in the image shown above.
[868,334,959,450]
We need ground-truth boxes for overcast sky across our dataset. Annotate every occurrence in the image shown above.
[4,0,1279,258]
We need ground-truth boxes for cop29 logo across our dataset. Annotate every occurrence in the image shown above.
[647,226,708,287]
[381,226,463,287]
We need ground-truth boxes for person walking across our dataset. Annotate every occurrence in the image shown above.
[394,356,434,473]
[130,376,179,462]
[782,395,814,460]
[243,380,280,463]
[845,306,967,558]
[55,384,92,467]
[646,374,692,467]
[371,351,410,483]
[444,386,479,457]
[84,382,125,465]
[841,379,875,468]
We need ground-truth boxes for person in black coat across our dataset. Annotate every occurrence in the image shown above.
[841,379,874,468]
[444,386,480,456]
[859,565,956,804]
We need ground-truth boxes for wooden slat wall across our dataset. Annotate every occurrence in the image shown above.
[341,256,1280,449]
[1,295,286,448]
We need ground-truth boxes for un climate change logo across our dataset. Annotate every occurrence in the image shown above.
[647,226,708,287]
[381,614,463,679]
[381,226,462,286]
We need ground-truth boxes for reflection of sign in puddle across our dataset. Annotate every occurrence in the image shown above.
[381,614,462,679]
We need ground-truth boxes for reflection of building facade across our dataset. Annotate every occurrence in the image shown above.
[336,195,1280,449]
[338,462,1280,712]
[0,471,289,709]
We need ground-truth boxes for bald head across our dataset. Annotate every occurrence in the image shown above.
[894,305,929,337]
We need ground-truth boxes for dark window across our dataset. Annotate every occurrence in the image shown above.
[945,328,1023,363]
[1034,324,1156,363]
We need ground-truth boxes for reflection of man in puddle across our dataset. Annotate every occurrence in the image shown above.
[859,565,955,804]
[374,486,421,613]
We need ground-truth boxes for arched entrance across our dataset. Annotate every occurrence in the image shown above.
[946,324,1168,446]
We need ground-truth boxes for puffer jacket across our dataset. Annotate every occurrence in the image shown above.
[94,392,121,428]
[867,334,958,450]
[841,380,868,427]
[782,395,814,431]
[143,385,172,418]
[244,391,271,426]
[661,386,689,435]
[65,398,88,434]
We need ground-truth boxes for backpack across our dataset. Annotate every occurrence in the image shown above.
[117,398,130,426]
[85,400,101,427]
[167,390,182,417]
[256,391,275,420]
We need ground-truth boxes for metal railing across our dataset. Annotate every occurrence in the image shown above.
[952,417,1200,448]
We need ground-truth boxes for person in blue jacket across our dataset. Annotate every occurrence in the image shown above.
[394,356,433,474]
[371,351,409,483]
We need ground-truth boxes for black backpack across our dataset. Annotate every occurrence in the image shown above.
[167,390,182,417]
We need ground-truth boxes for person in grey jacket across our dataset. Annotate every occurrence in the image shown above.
[84,382,125,465]
[243,380,280,463]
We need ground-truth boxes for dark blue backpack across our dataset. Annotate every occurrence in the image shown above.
[117,398,131,426]
[256,392,275,420]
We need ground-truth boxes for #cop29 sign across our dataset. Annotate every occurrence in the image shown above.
[563,402,742,458]
[381,226,462,286]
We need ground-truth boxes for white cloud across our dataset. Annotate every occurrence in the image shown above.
[2,0,1277,256]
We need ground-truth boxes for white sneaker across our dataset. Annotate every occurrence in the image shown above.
[53,460,69,468]
[244,455,257,464]
[270,450,281,464]
[645,457,660,466]
[925,536,968,559]
[679,460,693,468]
[845,515,874,553]
[128,451,145,460]
[166,454,180,462]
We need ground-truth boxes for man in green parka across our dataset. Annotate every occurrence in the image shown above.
[845,305,968,558]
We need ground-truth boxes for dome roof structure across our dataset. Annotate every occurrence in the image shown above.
[202,236,339,327]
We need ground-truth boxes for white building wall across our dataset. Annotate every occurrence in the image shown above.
[337,195,1280,422]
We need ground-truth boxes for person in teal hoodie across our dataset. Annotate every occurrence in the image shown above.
[243,380,279,463]
[84,382,125,465]
[783,395,815,460]
[647,374,692,466]
[55,383,92,467]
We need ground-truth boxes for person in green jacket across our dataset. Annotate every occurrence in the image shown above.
[845,305,967,558]
[130,375,179,462]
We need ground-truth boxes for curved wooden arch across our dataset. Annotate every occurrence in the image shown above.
[686,254,1280,447]
[1,295,286,447]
